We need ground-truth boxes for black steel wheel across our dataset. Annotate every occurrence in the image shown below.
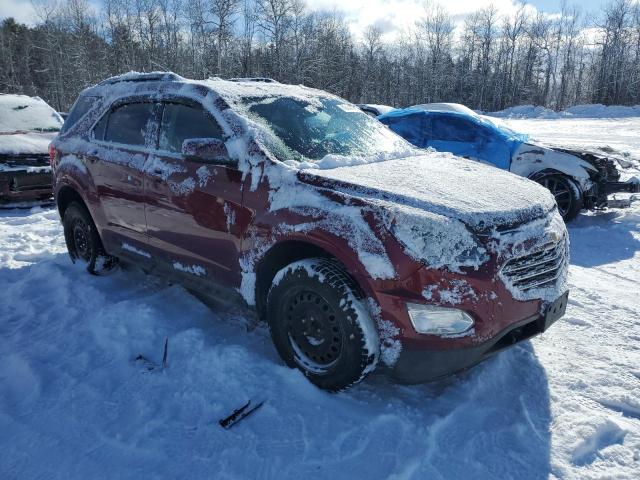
[537,174,582,222]
[63,201,117,274]
[266,258,379,391]
[283,289,344,373]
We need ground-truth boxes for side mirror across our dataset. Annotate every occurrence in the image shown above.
[181,138,232,165]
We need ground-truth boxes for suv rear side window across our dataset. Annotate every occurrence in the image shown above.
[159,103,223,153]
[60,95,97,134]
[98,103,154,146]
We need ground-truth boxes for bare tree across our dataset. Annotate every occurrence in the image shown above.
[2,0,640,112]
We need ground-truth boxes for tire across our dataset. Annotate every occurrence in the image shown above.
[536,174,583,222]
[63,202,117,274]
[266,258,379,391]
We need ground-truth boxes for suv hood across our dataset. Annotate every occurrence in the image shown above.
[297,153,556,230]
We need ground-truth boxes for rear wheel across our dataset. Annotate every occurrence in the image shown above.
[536,174,582,222]
[63,202,117,274]
[266,258,379,391]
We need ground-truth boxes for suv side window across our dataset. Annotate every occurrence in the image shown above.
[430,114,477,143]
[61,95,97,134]
[96,103,154,146]
[159,103,223,153]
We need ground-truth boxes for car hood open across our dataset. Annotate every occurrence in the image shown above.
[297,153,556,230]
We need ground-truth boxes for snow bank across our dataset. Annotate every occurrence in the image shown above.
[2,185,640,478]
[488,103,640,119]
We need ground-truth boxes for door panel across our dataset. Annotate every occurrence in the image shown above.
[144,154,247,286]
[88,102,155,253]
[143,101,250,288]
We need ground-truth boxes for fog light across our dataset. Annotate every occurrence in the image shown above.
[406,303,475,336]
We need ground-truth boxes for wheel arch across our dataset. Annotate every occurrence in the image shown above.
[528,167,575,183]
[56,184,89,219]
[254,238,370,320]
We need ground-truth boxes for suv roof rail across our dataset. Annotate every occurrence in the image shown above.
[98,72,182,86]
[228,77,278,83]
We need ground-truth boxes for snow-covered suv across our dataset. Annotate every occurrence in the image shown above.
[51,73,569,391]
[0,94,63,203]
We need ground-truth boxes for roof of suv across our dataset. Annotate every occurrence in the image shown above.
[82,72,336,108]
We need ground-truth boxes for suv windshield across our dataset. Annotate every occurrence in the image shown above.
[242,97,411,163]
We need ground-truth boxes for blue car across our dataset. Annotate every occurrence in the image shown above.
[378,103,639,221]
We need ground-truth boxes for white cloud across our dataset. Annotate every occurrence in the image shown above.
[0,0,38,24]
[305,0,542,41]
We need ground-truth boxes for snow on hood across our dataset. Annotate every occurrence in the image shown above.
[0,94,63,133]
[298,152,556,230]
[0,131,57,155]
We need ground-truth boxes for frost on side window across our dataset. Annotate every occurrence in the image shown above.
[102,103,154,146]
[159,103,223,153]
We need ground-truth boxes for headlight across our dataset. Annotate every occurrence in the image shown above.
[406,303,475,336]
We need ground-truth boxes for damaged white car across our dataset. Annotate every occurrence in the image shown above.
[379,103,640,221]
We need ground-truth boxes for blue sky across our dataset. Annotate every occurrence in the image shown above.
[529,0,603,12]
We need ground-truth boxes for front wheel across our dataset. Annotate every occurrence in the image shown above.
[266,258,379,391]
[536,174,583,222]
[63,202,117,274]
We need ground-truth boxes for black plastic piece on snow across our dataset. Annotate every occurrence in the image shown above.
[219,400,265,429]
[135,337,169,372]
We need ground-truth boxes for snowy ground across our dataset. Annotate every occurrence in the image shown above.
[1,119,640,479]
[505,116,640,171]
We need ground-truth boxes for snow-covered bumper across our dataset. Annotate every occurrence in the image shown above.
[390,291,568,383]
[0,167,53,202]
[372,210,570,383]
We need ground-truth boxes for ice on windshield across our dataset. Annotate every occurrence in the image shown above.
[241,97,411,163]
[0,94,64,133]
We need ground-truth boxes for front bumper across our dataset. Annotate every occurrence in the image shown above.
[605,178,640,195]
[390,291,568,383]
[0,169,52,202]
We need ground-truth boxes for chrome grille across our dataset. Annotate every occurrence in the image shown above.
[501,239,567,292]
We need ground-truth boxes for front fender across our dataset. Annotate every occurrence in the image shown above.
[510,143,594,190]
[237,187,426,308]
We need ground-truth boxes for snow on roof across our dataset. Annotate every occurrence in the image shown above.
[201,77,338,106]
[358,104,396,115]
[412,103,478,116]
[0,94,63,133]
[82,72,340,111]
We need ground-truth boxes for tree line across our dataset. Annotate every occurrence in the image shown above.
[1,0,640,113]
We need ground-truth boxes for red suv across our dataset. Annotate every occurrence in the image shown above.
[51,73,569,391]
